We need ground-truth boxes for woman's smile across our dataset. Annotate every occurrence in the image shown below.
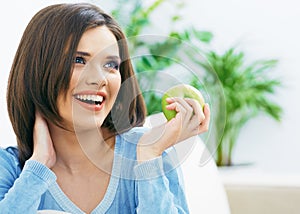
[73,91,106,112]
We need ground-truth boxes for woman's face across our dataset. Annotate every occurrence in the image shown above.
[57,25,121,131]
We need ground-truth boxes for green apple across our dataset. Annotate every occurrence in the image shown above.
[161,84,205,121]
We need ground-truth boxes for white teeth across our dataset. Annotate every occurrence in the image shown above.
[76,95,103,102]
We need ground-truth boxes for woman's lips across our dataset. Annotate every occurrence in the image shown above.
[73,91,106,112]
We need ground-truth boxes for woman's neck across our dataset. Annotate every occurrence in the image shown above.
[48,122,115,175]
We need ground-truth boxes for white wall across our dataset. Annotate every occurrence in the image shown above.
[0,0,112,147]
[1,0,299,174]
[181,0,300,174]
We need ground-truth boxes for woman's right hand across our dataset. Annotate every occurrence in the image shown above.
[29,111,56,168]
[137,97,210,162]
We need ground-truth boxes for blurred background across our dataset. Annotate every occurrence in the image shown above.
[1,0,299,172]
[0,0,300,212]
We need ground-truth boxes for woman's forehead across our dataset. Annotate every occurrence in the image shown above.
[77,26,119,58]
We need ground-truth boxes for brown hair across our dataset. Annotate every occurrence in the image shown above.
[7,3,146,168]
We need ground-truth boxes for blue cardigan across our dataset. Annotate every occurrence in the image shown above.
[0,127,189,213]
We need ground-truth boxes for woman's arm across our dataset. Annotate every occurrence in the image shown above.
[0,148,56,213]
[0,112,57,213]
[135,98,210,213]
[134,150,188,213]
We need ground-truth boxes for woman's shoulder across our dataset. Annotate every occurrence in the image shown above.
[116,126,148,159]
[118,126,149,143]
[0,146,21,172]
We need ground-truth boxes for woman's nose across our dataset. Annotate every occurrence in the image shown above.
[84,62,108,87]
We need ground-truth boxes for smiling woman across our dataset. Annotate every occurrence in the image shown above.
[57,26,122,130]
[0,2,211,214]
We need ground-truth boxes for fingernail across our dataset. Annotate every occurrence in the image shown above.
[166,97,174,102]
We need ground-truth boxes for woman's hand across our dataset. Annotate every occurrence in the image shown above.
[29,111,56,168]
[137,97,210,162]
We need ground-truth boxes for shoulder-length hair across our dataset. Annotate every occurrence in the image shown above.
[7,3,146,168]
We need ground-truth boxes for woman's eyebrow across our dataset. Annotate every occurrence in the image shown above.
[76,51,91,56]
[105,55,121,61]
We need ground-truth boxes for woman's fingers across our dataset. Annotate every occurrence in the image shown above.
[34,111,47,135]
[34,112,51,147]
[164,97,211,142]
[167,97,206,128]
[198,103,210,133]
[166,97,194,123]
[184,98,205,125]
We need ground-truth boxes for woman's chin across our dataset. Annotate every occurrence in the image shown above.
[73,122,103,133]
[71,114,103,128]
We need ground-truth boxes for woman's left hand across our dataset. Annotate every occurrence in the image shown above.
[29,111,56,168]
[137,97,210,162]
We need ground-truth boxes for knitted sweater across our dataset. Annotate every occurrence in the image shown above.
[0,127,189,213]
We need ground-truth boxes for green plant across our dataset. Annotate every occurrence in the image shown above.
[111,0,213,115]
[194,47,283,166]
[110,0,283,166]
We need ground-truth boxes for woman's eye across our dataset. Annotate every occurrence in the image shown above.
[103,61,119,71]
[74,56,86,64]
